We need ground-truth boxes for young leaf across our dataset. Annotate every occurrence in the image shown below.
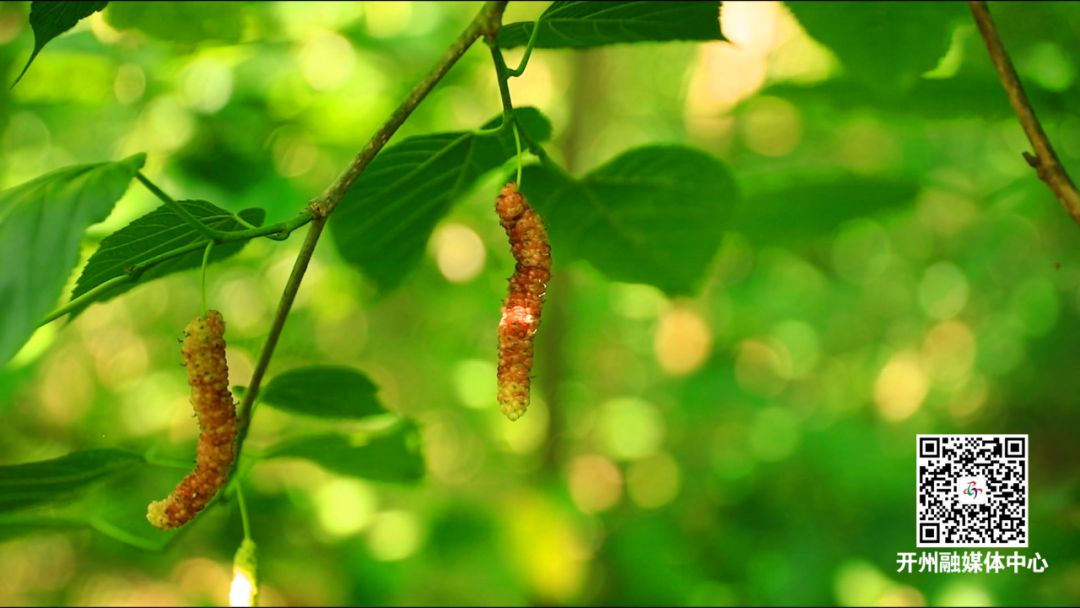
[0,153,145,367]
[733,176,920,246]
[263,420,425,484]
[261,366,387,420]
[12,0,108,87]
[329,107,552,292]
[65,200,266,321]
[0,514,86,543]
[498,1,724,50]
[520,145,739,296]
[785,2,969,91]
[0,449,144,514]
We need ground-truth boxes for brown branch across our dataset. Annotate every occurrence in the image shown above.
[969,1,1080,227]
[231,1,509,465]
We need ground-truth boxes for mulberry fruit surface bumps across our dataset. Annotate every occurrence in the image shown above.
[147,310,238,530]
[495,182,551,421]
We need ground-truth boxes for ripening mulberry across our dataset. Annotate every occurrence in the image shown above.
[495,182,551,421]
[147,310,238,530]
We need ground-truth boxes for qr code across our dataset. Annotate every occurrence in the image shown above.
[917,435,1028,547]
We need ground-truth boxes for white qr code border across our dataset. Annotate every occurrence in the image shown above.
[916,434,1028,548]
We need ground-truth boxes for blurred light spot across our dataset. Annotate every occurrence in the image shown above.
[87,11,122,43]
[875,586,926,607]
[143,96,195,151]
[431,223,486,283]
[741,96,802,157]
[687,44,767,114]
[114,63,146,105]
[611,283,669,320]
[874,352,928,422]
[121,371,185,436]
[173,558,231,607]
[597,397,665,460]
[916,188,978,236]
[3,112,51,169]
[771,320,820,378]
[453,359,497,409]
[834,118,898,175]
[181,57,234,113]
[269,126,318,177]
[833,219,891,284]
[654,307,712,376]
[1009,276,1059,336]
[722,1,780,54]
[976,313,1025,376]
[735,339,788,396]
[505,492,588,602]
[315,478,377,537]
[366,510,422,561]
[767,4,837,84]
[949,374,988,423]
[834,561,892,607]
[0,9,23,44]
[421,410,485,484]
[300,32,356,91]
[229,567,255,607]
[917,262,969,320]
[748,406,800,462]
[94,333,149,392]
[934,582,993,607]
[922,321,976,388]
[500,396,549,454]
[627,451,681,509]
[363,1,413,38]
[1022,41,1075,92]
[215,276,268,337]
[568,454,623,513]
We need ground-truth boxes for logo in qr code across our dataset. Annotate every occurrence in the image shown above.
[917,435,1028,548]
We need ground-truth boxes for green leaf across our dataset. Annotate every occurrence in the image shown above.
[0,513,86,544]
[733,176,920,246]
[785,1,969,91]
[0,153,145,367]
[263,420,425,484]
[0,449,144,514]
[262,366,387,420]
[12,0,108,87]
[329,107,552,292]
[66,200,266,321]
[103,1,244,45]
[520,145,739,296]
[499,1,724,49]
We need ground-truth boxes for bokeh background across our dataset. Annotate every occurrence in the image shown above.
[1,1,1079,605]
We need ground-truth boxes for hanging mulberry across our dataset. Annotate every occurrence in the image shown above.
[495,182,551,421]
[147,310,238,530]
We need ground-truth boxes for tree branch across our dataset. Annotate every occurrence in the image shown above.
[231,0,510,463]
[969,1,1080,227]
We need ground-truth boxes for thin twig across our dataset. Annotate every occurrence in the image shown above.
[969,1,1080,226]
[231,0,510,462]
[136,172,224,241]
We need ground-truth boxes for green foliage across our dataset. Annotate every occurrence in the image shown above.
[521,145,738,296]
[0,449,143,514]
[499,1,725,49]
[104,1,245,45]
[732,176,919,245]
[329,107,552,292]
[261,365,387,420]
[0,154,145,366]
[262,420,425,484]
[67,200,266,320]
[786,1,969,91]
[11,0,108,87]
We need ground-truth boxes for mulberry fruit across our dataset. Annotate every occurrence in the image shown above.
[495,182,551,421]
[147,310,238,530]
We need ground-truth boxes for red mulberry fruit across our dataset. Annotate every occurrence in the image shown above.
[148,310,238,530]
[495,182,551,421]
